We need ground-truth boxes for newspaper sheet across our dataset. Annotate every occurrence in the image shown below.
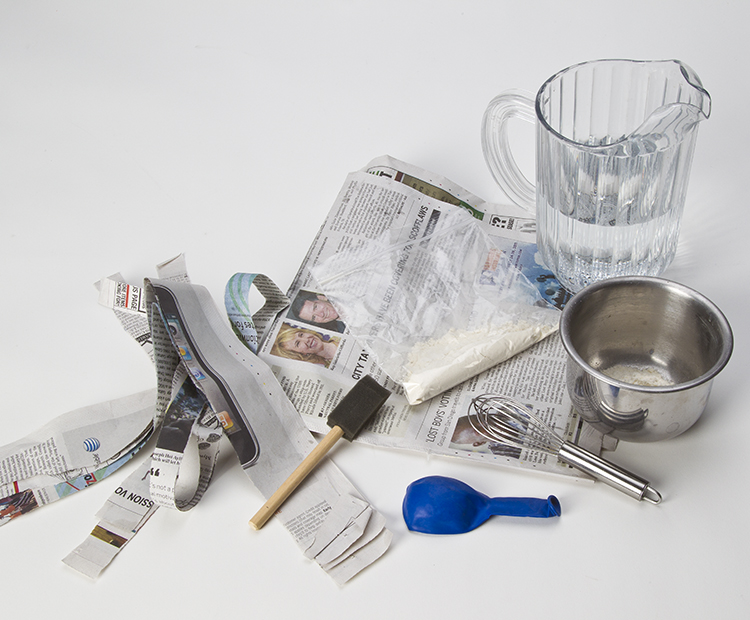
[254,155,615,480]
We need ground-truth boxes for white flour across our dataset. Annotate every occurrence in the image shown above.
[602,364,674,387]
[402,321,558,405]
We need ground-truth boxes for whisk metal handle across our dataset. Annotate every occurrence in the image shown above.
[558,442,662,505]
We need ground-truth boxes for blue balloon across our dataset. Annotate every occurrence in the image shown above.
[403,476,561,535]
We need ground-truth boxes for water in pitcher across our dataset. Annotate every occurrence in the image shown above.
[537,199,682,293]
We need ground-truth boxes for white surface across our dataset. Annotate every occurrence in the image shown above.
[1,1,748,617]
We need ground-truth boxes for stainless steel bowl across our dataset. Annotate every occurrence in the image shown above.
[560,277,733,442]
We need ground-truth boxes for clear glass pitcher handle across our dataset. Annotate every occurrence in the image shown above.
[481,90,537,213]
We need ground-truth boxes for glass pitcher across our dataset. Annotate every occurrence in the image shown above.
[482,59,711,293]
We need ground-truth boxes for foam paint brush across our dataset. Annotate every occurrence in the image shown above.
[249,375,391,530]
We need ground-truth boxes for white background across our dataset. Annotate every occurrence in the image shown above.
[1,1,748,617]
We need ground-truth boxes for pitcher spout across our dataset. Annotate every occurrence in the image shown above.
[618,60,711,154]
[676,60,712,120]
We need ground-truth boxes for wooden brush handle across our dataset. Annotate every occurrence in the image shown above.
[249,425,345,530]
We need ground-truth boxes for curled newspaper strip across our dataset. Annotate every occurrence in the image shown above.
[62,258,392,584]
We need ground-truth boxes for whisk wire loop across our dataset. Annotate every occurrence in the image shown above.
[469,394,564,454]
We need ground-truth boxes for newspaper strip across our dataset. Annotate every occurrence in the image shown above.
[94,253,191,362]
[250,155,616,482]
[225,272,291,352]
[63,460,157,577]
[0,390,155,526]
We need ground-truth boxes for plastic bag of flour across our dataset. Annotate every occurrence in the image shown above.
[311,205,560,405]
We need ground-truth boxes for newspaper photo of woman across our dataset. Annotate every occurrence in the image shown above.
[288,290,345,333]
[270,323,341,368]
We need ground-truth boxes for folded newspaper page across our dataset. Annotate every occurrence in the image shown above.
[250,155,614,480]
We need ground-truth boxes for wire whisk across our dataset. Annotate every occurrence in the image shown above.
[469,394,662,504]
